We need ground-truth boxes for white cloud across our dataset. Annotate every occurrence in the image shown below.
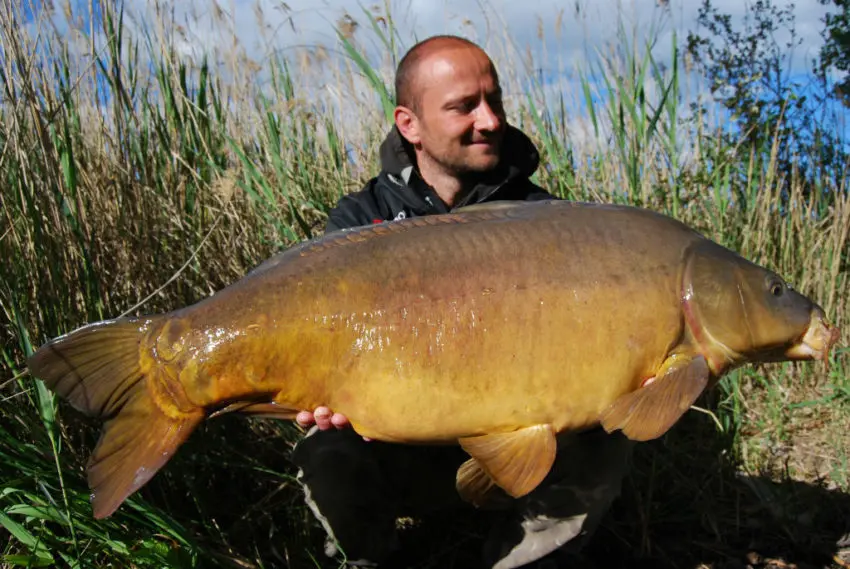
[31,0,842,158]
[86,0,834,72]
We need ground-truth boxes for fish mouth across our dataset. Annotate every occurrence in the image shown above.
[785,313,841,368]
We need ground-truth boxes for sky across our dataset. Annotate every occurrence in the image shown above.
[105,0,833,71]
[20,0,848,149]
[36,0,837,76]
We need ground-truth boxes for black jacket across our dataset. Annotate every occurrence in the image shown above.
[325,125,555,232]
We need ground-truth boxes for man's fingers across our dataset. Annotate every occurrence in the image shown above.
[330,413,349,428]
[295,406,357,433]
[295,410,315,427]
[314,406,332,430]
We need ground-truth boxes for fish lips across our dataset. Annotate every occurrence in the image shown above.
[785,318,840,362]
[745,313,840,372]
[772,312,841,372]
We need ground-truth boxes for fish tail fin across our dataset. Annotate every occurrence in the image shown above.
[27,317,204,519]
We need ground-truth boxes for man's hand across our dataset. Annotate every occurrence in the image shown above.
[296,406,350,431]
[295,407,373,441]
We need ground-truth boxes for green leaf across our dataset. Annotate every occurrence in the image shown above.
[0,511,54,563]
[2,554,55,568]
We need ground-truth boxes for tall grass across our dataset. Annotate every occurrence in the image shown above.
[1,1,848,568]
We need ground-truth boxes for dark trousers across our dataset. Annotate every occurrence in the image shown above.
[291,426,635,568]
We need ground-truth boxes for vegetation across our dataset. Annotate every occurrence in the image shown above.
[818,0,850,105]
[1,1,848,568]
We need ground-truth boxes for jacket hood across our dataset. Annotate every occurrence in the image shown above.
[376,124,542,210]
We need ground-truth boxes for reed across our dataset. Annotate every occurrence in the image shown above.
[1,1,847,567]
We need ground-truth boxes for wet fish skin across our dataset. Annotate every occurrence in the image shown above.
[26,200,839,519]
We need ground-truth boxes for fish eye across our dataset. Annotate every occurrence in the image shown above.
[769,281,785,297]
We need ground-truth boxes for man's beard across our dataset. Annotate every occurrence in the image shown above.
[428,144,501,177]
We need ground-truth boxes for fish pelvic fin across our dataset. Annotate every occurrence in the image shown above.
[456,424,557,505]
[600,354,710,441]
[27,317,204,519]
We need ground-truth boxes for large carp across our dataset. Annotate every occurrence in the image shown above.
[28,200,839,519]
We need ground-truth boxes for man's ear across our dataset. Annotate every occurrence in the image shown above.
[394,106,421,145]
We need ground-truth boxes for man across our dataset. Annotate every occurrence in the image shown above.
[290,35,635,568]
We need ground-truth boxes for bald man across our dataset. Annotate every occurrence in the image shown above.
[289,35,635,569]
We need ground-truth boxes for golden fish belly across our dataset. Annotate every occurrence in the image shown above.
[311,273,684,442]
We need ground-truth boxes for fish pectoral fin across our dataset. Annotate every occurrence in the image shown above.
[456,424,557,504]
[209,401,299,420]
[600,354,710,442]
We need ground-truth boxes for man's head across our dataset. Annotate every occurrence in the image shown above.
[393,35,506,178]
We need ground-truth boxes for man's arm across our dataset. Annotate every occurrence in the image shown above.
[500,178,559,203]
[525,184,559,201]
[325,183,385,233]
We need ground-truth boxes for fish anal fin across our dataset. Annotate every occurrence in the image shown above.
[209,400,299,420]
[456,458,497,507]
[600,354,710,442]
[456,424,557,504]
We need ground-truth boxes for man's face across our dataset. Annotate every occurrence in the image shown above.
[406,47,506,175]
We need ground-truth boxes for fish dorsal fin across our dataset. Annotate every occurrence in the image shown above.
[456,424,557,505]
[453,201,527,214]
[600,354,710,441]
[291,214,471,260]
[253,202,535,272]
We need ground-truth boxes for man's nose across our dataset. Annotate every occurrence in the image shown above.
[475,101,502,131]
